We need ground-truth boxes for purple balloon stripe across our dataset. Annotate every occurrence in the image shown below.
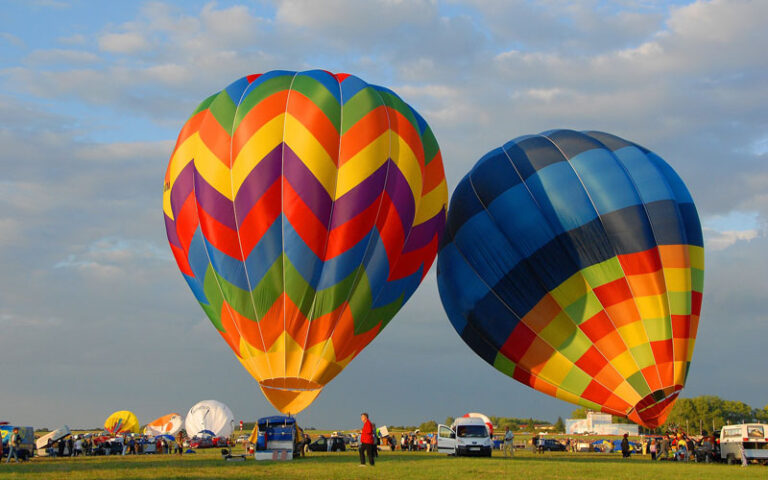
[328,161,388,229]
[165,213,182,248]
[193,169,237,230]
[169,161,195,218]
[402,209,445,253]
[233,144,283,227]
[384,161,416,234]
[283,145,333,223]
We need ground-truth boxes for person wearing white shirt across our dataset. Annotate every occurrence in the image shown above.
[503,427,515,457]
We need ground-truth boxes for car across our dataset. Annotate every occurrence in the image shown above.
[307,436,346,452]
[189,436,214,449]
[212,436,230,447]
[539,439,567,452]
[236,434,248,444]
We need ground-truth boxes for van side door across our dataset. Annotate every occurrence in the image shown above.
[437,424,456,455]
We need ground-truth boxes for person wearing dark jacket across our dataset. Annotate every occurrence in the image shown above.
[358,413,375,467]
[621,433,630,458]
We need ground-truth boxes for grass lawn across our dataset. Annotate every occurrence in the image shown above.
[1,449,764,479]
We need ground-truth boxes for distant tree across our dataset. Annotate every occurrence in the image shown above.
[553,417,565,433]
[664,395,761,432]
[444,417,455,426]
[758,405,768,423]
[570,407,589,419]
[418,420,438,432]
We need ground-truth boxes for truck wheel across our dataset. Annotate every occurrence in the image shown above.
[726,454,736,465]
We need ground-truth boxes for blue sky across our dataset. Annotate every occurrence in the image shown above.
[1,0,766,430]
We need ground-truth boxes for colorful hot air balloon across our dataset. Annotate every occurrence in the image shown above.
[164,70,447,414]
[144,413,183,436]
[104,410,140,435]
[437,130,703,428]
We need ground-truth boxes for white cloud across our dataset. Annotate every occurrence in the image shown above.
[58,33,87,45]
[276,0,436,32]
[703,228,760,251]
[1,32,25,47]
[26,48,100,65]
[98,32,150,54]
[0,218,23,247]
[0,311,62,328]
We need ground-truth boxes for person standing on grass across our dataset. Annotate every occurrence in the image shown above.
[6,427,20,463]
[176,431,184,455]
[74,436,83,457]
[503,427,515,457]
[620,433,630,458]
[358,412,375,467]
[659,435,670,460]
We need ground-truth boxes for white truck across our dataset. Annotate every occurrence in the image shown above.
[437,417,492,457]
[719,423,768,465]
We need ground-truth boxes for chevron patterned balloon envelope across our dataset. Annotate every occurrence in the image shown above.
[437,130,703,428]
[163,70,447,414]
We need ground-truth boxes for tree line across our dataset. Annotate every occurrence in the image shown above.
[571,395,768,433]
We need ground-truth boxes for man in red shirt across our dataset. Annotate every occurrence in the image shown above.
[359,412,375,466]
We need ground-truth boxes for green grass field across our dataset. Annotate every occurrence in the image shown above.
[1,449,765,480]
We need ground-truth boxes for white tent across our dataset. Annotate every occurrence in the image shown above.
[184,400,235,438]
[36,426,70,453]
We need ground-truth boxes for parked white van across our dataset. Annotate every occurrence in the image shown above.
[437,417,492,457]
[719,423,768,464]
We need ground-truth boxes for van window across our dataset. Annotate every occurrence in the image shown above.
[747,426,764,438]
[722,427,741,439]
[456,425,487,438]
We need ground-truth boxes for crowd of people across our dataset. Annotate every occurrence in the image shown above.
[38,431,187,458]
[646,431,718,462]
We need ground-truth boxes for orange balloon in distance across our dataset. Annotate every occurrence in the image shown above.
[164,70,447,414]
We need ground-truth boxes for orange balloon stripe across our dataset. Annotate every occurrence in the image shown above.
[385,107,426,167]
[231,91,290,162]
[338,106,390,165]
[422,151,445,193]
[198,110,234,167]
[286,91,341,163]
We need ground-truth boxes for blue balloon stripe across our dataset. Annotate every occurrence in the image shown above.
[339,75,371,104]
[183,272,209,305]
[526,161,600,233]
[224,76,255,107]
[569,148,644,215]
[299,70,343,104]
[188,228,213,281]
[613,146,674,204]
